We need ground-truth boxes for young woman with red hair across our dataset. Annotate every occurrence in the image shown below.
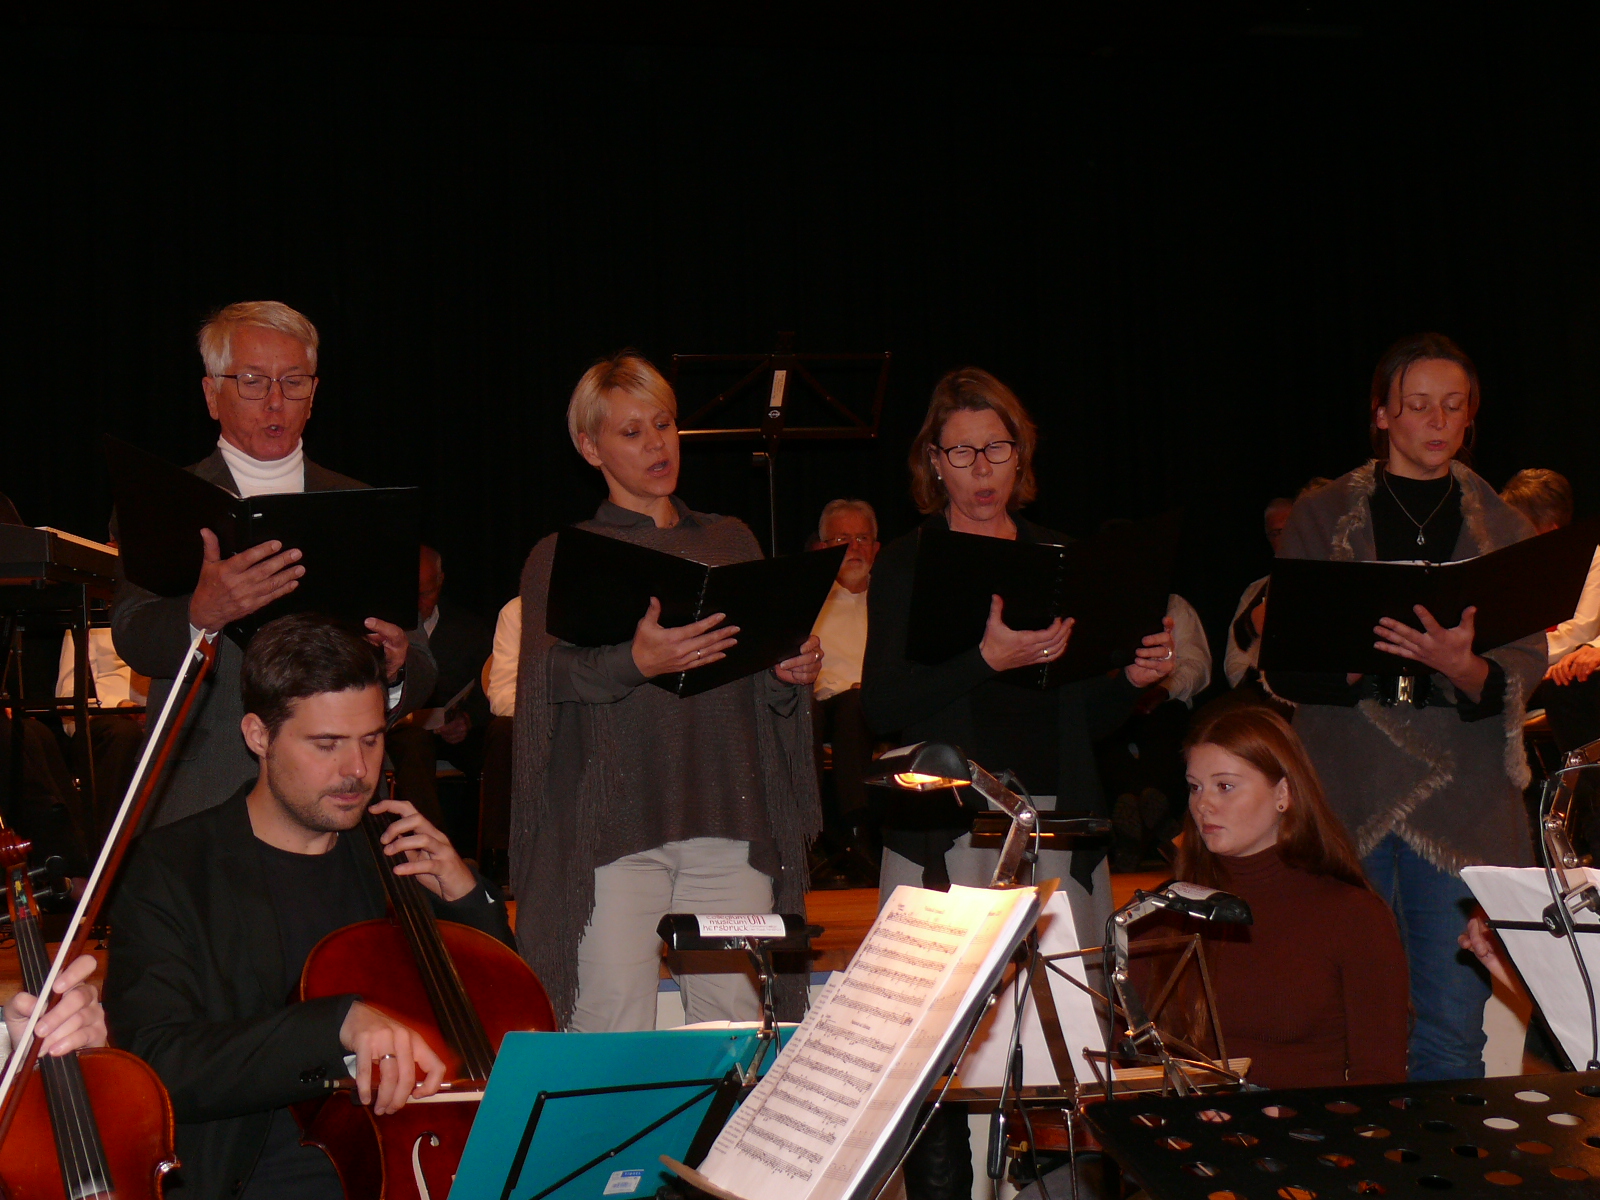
[1175,703,1409,1089]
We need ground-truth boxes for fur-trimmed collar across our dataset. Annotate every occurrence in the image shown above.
[1330,459,1497,564]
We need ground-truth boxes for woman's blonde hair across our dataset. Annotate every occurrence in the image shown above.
[198,301,319,376]
[907,368,1038,515]
[567,350,678,451]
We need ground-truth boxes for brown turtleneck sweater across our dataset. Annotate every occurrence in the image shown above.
[1199,847,1409,1089]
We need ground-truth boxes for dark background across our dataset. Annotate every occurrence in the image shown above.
[5,4,1597,677]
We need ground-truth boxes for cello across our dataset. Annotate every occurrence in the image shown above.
[295,800,557,1199]
[0,633,217,1198]
[0,823,174,1199]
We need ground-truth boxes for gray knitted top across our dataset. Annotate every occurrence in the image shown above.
[510,499,820,1025]
[1270,461,1542,873]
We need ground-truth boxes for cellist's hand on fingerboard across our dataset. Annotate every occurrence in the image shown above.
[368,798,477,902]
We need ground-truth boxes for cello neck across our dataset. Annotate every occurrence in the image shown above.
[361,809,497,1080]
[2,848,115,1199]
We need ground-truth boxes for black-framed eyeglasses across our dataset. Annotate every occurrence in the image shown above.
[934,440,1017,468]
[822,533,875,548]
[215,373,317,401]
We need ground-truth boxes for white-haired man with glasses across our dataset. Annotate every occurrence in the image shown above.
[111,301,436,827]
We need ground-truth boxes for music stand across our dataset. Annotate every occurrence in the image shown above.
[670,332,890,555]
[452,1025,798,1200]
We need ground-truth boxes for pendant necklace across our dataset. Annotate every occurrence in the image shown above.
[1382,467,1455,548]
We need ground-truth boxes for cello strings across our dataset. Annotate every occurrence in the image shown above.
[384,848,493,1072]
[378,811,497,1075]
[16,902,108,1192]
[21,917,103,1192]
[368,812,494,1075]
[370,811,465,1047]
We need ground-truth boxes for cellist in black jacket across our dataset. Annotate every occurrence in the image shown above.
[106,614,510,1200]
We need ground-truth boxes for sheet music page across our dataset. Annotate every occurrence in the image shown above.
[1462,865,1600,1070]
[954,888,1105,1089]
[692,884,1038,1200]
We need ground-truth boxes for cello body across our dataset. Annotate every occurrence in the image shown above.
[297,915,557,1199]
[0,1048,176,1200]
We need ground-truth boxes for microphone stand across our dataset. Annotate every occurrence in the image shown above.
[1099,884,1252,1102]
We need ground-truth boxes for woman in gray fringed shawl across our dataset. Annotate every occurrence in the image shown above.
[1269,333,1542,1082]
[510,352,822,1032]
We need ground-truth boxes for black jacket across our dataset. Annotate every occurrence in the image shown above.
[106,786,511,1199]
[861,514,1142,861]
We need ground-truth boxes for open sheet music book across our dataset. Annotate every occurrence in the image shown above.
[668,884,1041,1200]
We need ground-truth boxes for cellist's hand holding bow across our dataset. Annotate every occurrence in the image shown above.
[340,1002,446,1115]
[369,798,476,903]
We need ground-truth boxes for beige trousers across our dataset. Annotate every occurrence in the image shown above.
[570,837,773,1033]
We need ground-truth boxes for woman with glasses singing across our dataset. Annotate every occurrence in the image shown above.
[864,368,1176,907]
[1269,333,1544,1082]
[861,368,1175,1198]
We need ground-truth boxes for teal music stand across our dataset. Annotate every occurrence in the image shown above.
[453,1026,796,1200]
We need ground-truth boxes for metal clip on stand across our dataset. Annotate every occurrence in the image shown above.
[1539,737,1600,927]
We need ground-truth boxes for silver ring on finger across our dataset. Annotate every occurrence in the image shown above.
[1161,649,1174,661]
[695,649,702,659]
[379,1054,396,1061]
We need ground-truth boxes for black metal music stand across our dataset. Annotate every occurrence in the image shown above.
[1090,1068,1600,1198]
[670,332,890,555]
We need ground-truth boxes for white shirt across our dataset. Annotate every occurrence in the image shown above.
[1164,593,1212,706]
[1548,547,1600,663]
[57,628,145,707]
[811,582,869,701]
[1225,576,1270,688]
[487,597,522,717]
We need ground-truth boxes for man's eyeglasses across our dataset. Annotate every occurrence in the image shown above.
[822,534,875,548]
[216,373,317,401]
[934,441,1017,468]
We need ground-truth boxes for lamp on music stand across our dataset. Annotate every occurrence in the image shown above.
[865,740,1045,888]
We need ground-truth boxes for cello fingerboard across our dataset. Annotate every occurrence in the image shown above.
[361,811,499,1079]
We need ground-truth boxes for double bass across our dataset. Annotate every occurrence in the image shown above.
[0,634,219,1197]
[294,800,557,1199]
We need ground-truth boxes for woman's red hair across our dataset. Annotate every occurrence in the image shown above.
[1177,703,1372,893]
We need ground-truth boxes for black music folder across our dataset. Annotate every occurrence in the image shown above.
[545,527,846,697]
[104,435,421,641]
[1258,516,1600,675]
[904,511,1183,689]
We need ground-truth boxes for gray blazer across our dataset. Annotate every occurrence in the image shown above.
[111,450,437,827]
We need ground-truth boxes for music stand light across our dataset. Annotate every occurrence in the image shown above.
[866,741,1040,888]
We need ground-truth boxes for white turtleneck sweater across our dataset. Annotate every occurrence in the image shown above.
[217,436,306,497]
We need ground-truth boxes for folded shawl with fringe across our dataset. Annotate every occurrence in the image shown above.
[510,500,820,1025]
